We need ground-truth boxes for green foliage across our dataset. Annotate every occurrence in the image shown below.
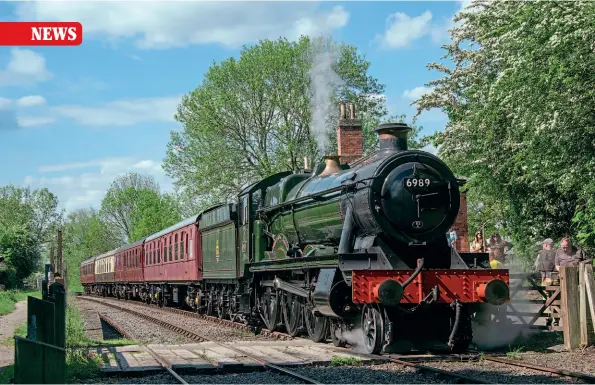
[99,172,160,241]
[65,304,104,383]
[165,35,387,204]
[125,189,181,242]
[0,185,62,285]
[62,209,120,292]
[0,290,41,316]
[330,355,363,367]
[416,1,595,261]
[0,364,13,384]
[0,226,42,287]
[0,185,63,242]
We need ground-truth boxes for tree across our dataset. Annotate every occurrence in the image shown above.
[0,185,63,242]
[164,35,386,204]
[100,173,160,241]
[415,1,595,258]
[0,224,41,288]
[128,190,181,242]
[62,208,120,292]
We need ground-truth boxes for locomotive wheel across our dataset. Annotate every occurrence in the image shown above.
[304,308,328,343]
[282,292,302,337]
[259,287,280,331]
[362,304,384,355]
[330,319,346,348]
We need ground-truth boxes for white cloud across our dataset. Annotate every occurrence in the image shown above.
[17,2,349,49]
[52,96,181,126]
[17,95,46,107]
[17,116,56,127]
[375,11,433,49]
[0,48,52,86]
[402,86,434,101]
[27,157,173,212]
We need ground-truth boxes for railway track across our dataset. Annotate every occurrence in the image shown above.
[84,296,595,384]
[88,297,320,384]
[82,296,490,384]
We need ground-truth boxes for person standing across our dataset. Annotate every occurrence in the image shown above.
[447,227,458,250]
[535,238,556,278]
[555,238,584,270]
[488,233,512,265]
[471,231,485,253]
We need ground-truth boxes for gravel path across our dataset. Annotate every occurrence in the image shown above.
[0,300,27,368]
[83,297,271,342]
[74,298,192,345]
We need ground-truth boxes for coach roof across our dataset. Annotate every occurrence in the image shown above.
[117,238,145,252]
[145,214,200,242]
[95,248,118,260]
[81,256,96,265]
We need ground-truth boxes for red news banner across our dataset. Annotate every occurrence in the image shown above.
[0,22,82,46]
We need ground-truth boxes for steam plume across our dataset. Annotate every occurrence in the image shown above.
[308,38,343,155]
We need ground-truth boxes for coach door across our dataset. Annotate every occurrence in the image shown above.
[237,194,250,276]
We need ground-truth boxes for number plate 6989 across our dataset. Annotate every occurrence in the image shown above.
[404,178,431,188]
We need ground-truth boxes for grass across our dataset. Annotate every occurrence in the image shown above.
[506,346,524,360]
[2,322,27,346]
[0,290,42,316]
[0,365,14,385]
[330,355,363,367]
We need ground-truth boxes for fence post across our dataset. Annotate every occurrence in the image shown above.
[560,266,581,350]
[579,262,595,346]
[51,282,67,349]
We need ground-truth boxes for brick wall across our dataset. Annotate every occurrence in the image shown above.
[453,193,469,252]
[337,121,363,164]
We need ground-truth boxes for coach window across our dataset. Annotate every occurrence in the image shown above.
[181,232,185,259]
[169,236,173,261]
[174,234,178,260]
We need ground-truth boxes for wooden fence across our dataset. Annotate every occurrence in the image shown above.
[490,263,595,349]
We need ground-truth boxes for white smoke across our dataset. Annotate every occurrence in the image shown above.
[308,38,344,155]
[472,262,539,350]
[340,328,367,353]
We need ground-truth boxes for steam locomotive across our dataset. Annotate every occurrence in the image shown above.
[81,117,510,355]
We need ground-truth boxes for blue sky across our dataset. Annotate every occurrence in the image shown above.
[0,1,468,212]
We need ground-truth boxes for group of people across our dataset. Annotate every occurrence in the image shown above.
[469,231,512,268]
[447,229,588,271]
[534,237,586,276]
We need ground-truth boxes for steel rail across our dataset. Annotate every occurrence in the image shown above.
[83,296,321,384]
[81,295,293,341]
[98,313,188,384]
[483,355,595,383]
[384,355,492,384]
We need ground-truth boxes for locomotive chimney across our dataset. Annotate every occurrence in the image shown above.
[320,155,341,176]
[375,123,412,152]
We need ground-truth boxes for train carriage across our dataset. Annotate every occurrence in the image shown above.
[143,215,202,306]
[80,256,96,293]
[94,248,117,296]
[114,239,145,299]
